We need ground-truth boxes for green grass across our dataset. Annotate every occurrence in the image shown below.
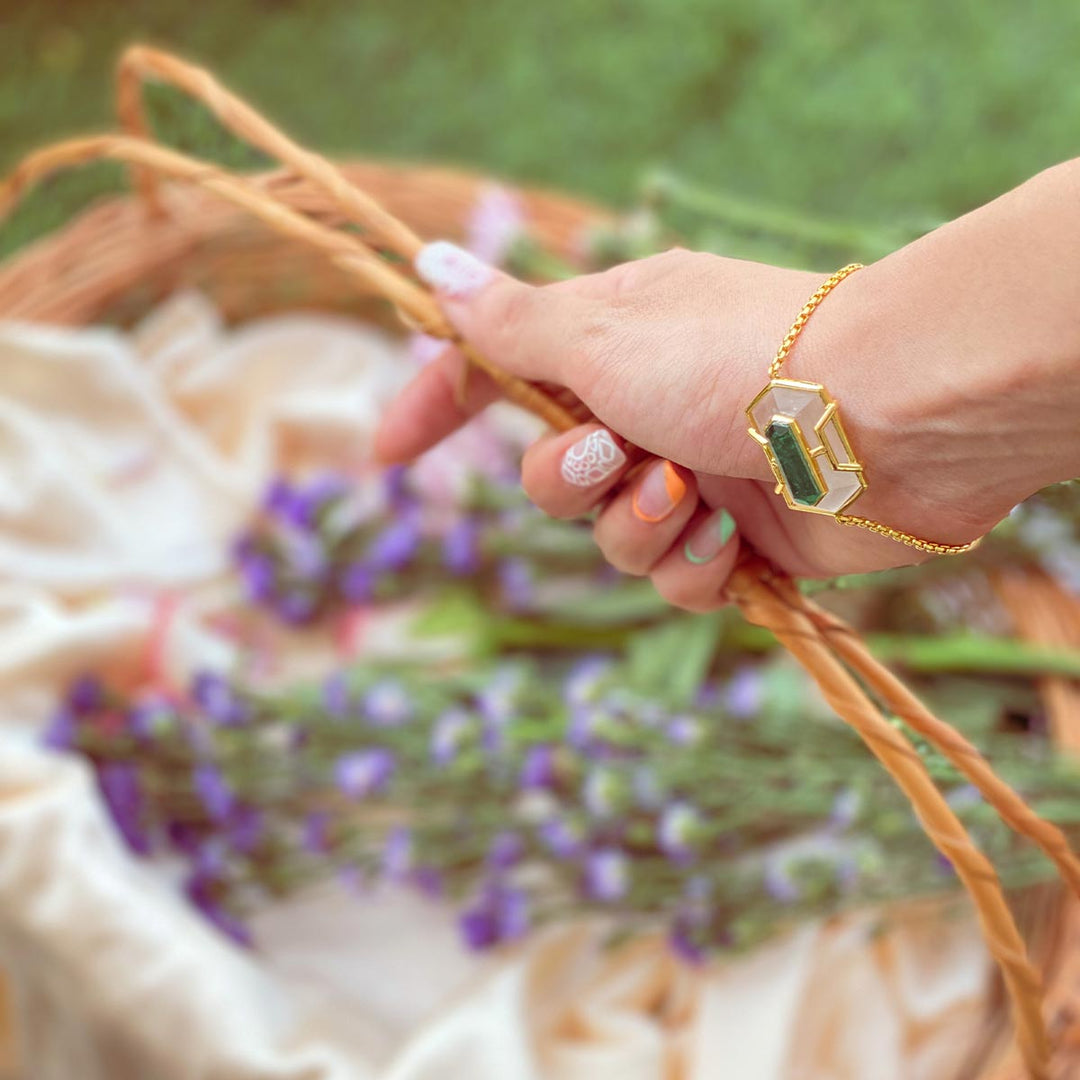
[3,0,1080,255]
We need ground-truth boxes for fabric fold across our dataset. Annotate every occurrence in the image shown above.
[0,298,993,1079]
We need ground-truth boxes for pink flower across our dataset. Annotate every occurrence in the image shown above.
[466,184,526,266]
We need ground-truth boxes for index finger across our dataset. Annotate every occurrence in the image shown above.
[373,343,501,463]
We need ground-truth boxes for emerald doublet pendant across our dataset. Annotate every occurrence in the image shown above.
[746,378,866,517]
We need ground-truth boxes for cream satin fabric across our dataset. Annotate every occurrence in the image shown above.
[0,296,993,1079]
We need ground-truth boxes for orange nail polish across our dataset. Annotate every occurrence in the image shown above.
[632,461,686,523]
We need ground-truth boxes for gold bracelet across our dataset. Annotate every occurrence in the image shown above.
[745,264,981,556]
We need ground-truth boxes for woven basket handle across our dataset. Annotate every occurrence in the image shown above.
[116,46,424,261]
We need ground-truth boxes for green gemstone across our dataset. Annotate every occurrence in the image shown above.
[765,418,825,507]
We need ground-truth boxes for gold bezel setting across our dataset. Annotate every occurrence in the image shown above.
[746,377,867,517]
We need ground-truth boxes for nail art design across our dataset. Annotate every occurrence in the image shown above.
[560,429,627,488]
[685,509,736,564]
[632,461,686,523]
[414,241,493,298]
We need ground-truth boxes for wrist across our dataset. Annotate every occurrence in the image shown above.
[791,188,1080,545]
[868,162,1080,487]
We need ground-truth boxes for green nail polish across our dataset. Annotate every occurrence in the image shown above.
[716,509,736,545]
[684,509,736,564]
[683,542,713,565]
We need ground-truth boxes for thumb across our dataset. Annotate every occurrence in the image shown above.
[414,241,603,392]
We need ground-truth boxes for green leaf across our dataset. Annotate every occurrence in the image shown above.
[626,613,723,703]
[410,588,496,657]
[531,579,669,625]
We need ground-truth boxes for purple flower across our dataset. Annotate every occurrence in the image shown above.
[828,788,860,831]
[382,465,413,511]
[413,865,444,899]
[339,561,375,603]
[835,854,860,893]
[666,714,705,747]
[763,857,801,904]
[520,745,557,789]
[694,680,722,709]
[498,558,533,610]
[67,674,105,715]
[191,838,228,880]
[383,826,412,880]
[563,656,612,708]
[442,517,482,576]
[263,472,347,530]
[185,876,253,948]
[237,549,277,603]
[946,784,983,811]
[275,590,319,625]
[669,913,708,965]
[476,668,522,748]
[459,904,502,951]
[191,672,250,728]
[583,767,623,818]
[296,472,349,523]
[567,706,619,755]
[302,811,331,855]
[635,700,669,730]
[632,766,663,810]
[538,816,584,859]
[166,820,203,856]
[193,763,235,822]
[487,830,525,871]
[42,707,76,751]
[283,531,329,582]
[206,905,254,947]
[322,672,352,719]
[725,666,762,720]
[99,762,150,854]
[128,695,179,742]
[431,708,472,766]
[658,801,701,862]
[334,748,395,799]
[367,516,421,573]
[583,848,629,902]
[459,882,530,951]
[226,805,264,855]
[263,476,298,521]
[496,886,529,940]
[363,681,412,727]
[669,877,714,964]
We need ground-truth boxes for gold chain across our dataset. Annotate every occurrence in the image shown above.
[769,263,864,381]
[833,514,981,555]
[768,263,981,556]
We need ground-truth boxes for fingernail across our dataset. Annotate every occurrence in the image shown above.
[684,509,736,564]
[560,429,627,488]
[632,461,686,523]
[414,241,493,298]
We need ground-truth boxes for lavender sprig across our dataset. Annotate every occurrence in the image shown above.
[47,657,1080,960]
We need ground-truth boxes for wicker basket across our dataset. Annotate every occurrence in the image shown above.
[2,46,1079,1080]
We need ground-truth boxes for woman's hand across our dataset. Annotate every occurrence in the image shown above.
[375,162,1080,608]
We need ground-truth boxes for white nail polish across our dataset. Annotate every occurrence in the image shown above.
[414,241,493,298]
[560,429,627,487]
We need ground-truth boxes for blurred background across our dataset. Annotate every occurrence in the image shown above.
[4,5,1080,1079]
[5,0,1080,254]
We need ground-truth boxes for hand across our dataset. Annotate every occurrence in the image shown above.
[376,163,1080,608]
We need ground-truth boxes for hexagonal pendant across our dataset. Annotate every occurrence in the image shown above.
[746,378,866,516]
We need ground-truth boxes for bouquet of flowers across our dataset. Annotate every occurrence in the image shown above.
[47,465,1080,959]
